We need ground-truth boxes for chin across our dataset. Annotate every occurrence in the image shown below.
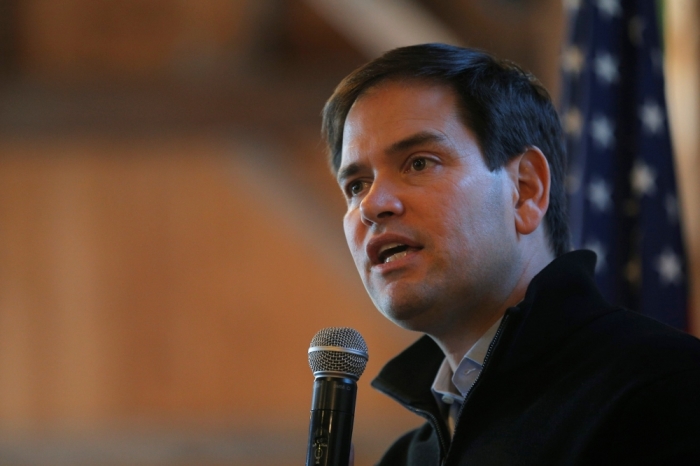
[374,293,437,333]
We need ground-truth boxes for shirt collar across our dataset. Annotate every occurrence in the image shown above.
[431,317,503,403]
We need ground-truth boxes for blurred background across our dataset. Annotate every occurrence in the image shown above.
[0,1,697,465]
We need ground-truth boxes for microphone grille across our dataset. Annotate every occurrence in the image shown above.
[308,327,369,380]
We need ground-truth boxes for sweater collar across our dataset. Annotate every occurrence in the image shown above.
[494,250,614,374]
[371,250,614,408]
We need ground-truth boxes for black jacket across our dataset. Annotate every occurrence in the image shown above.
[372,251,700,465]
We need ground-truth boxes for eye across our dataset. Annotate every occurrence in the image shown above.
[347,180,367,197]
[411,158,427,171]
[407,156,436,172]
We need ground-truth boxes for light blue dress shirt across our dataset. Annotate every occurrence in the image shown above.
[430,317,503,434]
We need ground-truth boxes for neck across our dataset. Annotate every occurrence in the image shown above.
[431,247,554,372]
[433,311,504,372]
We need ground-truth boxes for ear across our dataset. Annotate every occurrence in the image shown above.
[506,147,550,236]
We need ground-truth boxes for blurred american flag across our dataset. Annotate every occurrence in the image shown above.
[560,0,688,329]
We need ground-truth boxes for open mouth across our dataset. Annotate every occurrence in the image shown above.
[378,243,411,264]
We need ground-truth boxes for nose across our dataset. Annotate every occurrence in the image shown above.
[359,179,404,226]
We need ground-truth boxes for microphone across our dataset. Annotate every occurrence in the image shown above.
[306,327,369,466]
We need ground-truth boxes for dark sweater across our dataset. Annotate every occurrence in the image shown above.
[372,250,700,465]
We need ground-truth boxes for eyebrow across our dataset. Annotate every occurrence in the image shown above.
[337,131,448,184]
[337,163,361,185]
[386,131,448,155]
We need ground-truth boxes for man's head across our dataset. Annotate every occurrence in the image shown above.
[322,44,568,336]
[323,43,569,257]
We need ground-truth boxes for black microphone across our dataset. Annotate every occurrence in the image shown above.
[306,327,369,466]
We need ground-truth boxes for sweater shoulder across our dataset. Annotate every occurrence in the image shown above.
[596,308,700,352]
[569,307,700,378]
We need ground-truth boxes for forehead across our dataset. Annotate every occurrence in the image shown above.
[339,81,469,168]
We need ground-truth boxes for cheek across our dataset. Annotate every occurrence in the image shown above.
[473,179,513,247]
[343,213,364,264]
[444,177,509,251]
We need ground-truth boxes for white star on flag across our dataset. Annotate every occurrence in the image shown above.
[630,160,657,197]
[590,115,615,149]
[564,107,583,137]
[584,239,607,273]
[562,46,585,75]
[566,172,582,195]
[587,178,612,212]
[655,249,683,285]
[628,16,646,46]
[596,0,621,19]
[594,52,619,85]
[639,100,664,135]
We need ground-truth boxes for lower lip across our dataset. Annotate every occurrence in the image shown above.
[373,249,421,273]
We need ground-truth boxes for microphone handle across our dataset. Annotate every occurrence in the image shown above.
[306,376,357,466]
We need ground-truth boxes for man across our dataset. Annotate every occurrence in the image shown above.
[322,44,700,465]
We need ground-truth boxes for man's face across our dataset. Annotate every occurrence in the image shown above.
[338,80,520,336]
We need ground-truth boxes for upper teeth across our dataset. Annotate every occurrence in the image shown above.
[379,243,403,255]
[378,243,409,263]
[385,250,408,263]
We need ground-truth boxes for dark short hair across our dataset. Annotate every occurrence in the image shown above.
[321,43,569,257]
